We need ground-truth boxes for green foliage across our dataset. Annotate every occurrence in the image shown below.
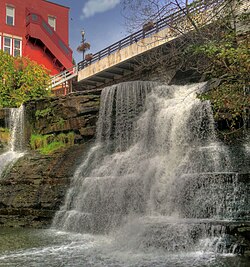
[0,127,10,133]
[39,141,65,155]
[30,134,52,150]
[30,132,75,154]
[56,132,75,146]
[35,108,66,129]
[199,83,249,122]
[0,51,51,108]
[0,127,10,144]
[56,118,65,127]
[194,34,249,129]
[185,2,250,131]
[35,107,53,120]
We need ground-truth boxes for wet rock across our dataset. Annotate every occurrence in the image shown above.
[0,109,6,128]
[0,144,89,228]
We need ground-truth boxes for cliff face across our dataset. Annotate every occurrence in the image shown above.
[0,90,101,227]
[0,144,89,228]
[25,90,101,144]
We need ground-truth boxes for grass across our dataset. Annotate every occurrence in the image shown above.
[30,134,53,150]
[0,127,10,144]
[39,141,65,155]
[30,132,75,155]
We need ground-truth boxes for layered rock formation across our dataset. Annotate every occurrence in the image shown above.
[0,144,89,228]
[0,90,101,227]
[25,90,101,144]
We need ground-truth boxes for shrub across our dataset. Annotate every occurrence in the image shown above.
[0,51,51,108]
[39,141,65,155]
[30,132,75,154]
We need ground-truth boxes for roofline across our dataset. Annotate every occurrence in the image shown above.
[42,0,70,9]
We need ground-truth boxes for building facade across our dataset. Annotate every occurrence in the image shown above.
[0,0,73,75]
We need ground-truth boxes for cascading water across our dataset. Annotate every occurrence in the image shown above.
[0,82,248,267]
[9,105,25,152]
[0,105,25,177]
[53,81,245,253]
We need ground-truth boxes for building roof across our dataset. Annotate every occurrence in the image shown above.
[43,0,70,9]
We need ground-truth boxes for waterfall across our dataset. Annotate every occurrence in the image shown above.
[0,106,25,177]
[8,105,25,152]
[53,81,241,249]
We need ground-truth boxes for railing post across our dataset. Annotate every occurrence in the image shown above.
[156,21,159,33]
[130,35,133,44]
[143,30,145,39]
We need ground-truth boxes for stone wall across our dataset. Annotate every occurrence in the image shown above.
[0,144,89,228]
[25,89,101,144]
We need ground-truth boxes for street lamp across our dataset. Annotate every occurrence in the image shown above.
[81,29,85,61]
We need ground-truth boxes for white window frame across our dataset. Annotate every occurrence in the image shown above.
[48,16,56,31]
[13,38,22,57]
[3,36,12,55]
[6,6,15,26]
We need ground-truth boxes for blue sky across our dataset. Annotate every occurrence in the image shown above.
[51,0,127,63]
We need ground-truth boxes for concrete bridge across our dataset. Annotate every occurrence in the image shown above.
[50,0,248,92]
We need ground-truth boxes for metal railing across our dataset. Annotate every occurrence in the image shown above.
[78,0,223,71]
[50,0,226,89]
[50,65,78,88]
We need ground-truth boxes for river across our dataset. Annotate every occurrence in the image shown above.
[0,227,249,267]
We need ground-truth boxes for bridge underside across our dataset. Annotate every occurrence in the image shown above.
[77,60,138,89]
[75,37,183,92]
[76,21,182,91]
[75,58,141,90]
[75,37,181,91]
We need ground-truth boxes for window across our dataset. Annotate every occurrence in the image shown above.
[4,36,12,55]
[2,36,22,56]
[6,6,15,26]
[14,39,21,57]
[48,16,56,31]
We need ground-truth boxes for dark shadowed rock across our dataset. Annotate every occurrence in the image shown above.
[0,144,90,228]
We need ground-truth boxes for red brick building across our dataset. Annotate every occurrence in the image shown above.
[0,0,73,75]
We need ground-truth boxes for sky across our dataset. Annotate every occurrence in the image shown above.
[51,0,127,63]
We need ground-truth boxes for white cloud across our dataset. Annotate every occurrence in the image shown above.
[81,0,120,19]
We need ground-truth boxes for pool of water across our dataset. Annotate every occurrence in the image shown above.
[0,228,249,267]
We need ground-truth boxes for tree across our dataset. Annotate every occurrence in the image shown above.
[0,51,51,108]
[121,0,229,75]
[122,0,225,32]
[121,0,250,134]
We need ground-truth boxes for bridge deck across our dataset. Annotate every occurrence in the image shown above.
[50,0,249,91]
[77,0,222,89]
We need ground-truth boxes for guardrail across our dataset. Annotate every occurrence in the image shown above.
[50,65,78,88]
[78,0,224,71]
